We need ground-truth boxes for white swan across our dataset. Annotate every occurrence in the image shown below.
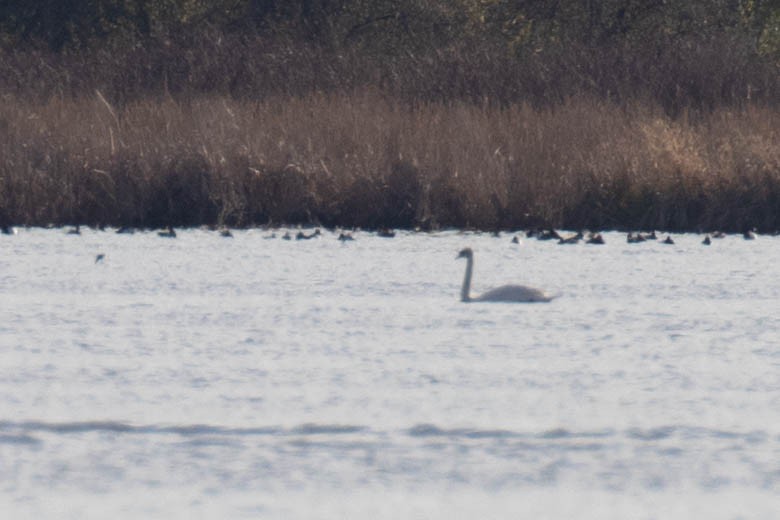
[457,247,554,303]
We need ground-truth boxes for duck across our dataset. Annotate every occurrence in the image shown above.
[586,232,605,245]
[158,226,176,238]
[296,229,321,240]
[536,229,561,241]
[558,231,583,245]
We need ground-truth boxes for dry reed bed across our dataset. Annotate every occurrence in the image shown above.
[0,91,778,231]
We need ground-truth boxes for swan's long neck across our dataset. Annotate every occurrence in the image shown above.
[461,255,473,302]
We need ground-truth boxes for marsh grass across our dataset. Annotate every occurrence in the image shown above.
[1,90,777,231]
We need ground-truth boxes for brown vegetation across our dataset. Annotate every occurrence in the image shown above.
[1,1,778,232]
[1,90,778,232]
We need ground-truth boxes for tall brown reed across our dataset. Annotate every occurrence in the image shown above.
[1,91,778,231]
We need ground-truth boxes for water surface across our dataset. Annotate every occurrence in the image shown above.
[1,229,779,518]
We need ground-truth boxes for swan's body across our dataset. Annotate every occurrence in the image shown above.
[457,248,553,303]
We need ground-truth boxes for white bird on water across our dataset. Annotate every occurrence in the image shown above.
[456,247,554,303]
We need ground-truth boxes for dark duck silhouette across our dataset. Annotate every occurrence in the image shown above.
[296,229,321,240]
[558,231,583,245]
[158,226,177,238]
[586,232,605,245]
[536,229,561,241]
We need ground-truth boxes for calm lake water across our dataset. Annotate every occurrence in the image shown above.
[1,228,779,518]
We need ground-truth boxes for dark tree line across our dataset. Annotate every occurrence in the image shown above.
[0,1,777,111]
[1,0,778,55]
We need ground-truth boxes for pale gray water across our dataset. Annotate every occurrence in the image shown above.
[1,228,779,518]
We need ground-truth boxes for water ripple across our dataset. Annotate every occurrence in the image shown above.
[0,420,773,448]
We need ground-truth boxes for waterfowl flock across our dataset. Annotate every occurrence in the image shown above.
[2,223,772,248]
[1,223,775,304]
[3,223,772,248]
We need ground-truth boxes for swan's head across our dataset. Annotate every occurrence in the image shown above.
[457,247,473,259]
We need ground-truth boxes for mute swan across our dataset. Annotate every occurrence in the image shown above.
[456,248,554,303]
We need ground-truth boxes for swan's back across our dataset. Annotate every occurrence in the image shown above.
[473,284,553,303]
